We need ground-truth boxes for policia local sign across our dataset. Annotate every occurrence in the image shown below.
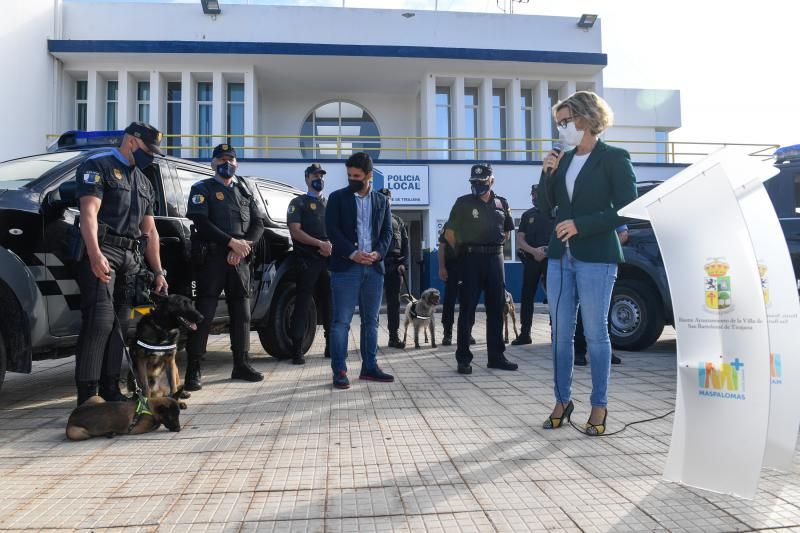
[373,165,429,205]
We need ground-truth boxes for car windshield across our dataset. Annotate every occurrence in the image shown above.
[0,152,80,190]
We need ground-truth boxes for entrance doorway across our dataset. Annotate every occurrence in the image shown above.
[394,210,425,297]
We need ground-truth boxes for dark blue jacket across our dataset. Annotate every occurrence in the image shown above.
[325,187,393,274]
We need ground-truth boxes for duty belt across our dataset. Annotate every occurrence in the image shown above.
[102,233,138,251]
[463,245,503,255]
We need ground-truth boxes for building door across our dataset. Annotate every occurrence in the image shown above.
[394,210,425,297]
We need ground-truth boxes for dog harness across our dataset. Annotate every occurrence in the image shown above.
[136,339,178,351]
[127,395,153,434]
[409,301,431,321]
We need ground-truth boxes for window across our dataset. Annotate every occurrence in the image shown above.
[258,186,297,224]
[197,82,213,159]
[106,81,118,130]
[166,82,182,156]
[137,81,150,123]
[655,130,668,163]
[548,89,560,141]
[521,88,533,160]
[435,86,451,159]
[464,87,479,159]
[227,82,245,154]
[0,152,79,190]
[76,80,87,130]
[492,88,507,160]
[176,167,213,209]
[300,101,380,159]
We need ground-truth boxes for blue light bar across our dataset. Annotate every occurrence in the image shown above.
[47,130,125,152]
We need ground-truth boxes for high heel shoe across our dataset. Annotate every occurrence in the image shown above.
[543,401,574,429]
[584,408,608,436]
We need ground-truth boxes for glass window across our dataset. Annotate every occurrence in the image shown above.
[137,81,150,123]
[257,186,297,224]
[176,167,214,207]
[435,86,451,159]
[76,80,88,131]
[0,152,79,190]
[548,89,560,141]
[492,88,507,160]
[166,82,182,156]
[521,88,533,160]
[227,82,245,155]
[464,87,479,159]
[655,130,668,163]
[300,101,380,159]
[106,80,118,130]
[197,82,213,159]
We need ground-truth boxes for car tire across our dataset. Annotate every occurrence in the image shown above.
[0,329,6,394]
[609,279,665,352]
[258,282,317,359]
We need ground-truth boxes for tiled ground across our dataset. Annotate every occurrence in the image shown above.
[2,308,800,532]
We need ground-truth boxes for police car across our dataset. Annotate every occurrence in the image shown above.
[0,131,321,392]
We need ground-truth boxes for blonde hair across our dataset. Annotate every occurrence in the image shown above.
[552,91,614,136]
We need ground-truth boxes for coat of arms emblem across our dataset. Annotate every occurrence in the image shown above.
[704,258,731,310]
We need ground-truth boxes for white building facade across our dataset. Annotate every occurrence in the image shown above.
[4,0,683,294]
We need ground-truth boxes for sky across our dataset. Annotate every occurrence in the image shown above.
[76,0,798,149]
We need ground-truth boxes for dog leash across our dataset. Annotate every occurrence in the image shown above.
[104,283,144,398]
[126,394,153,434]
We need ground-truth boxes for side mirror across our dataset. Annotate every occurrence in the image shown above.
[42,180,78,218]
[57,181,78,208]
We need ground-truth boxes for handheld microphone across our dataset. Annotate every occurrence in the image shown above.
[546,141,563,176]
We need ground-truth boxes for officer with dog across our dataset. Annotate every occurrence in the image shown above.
[74,121,167,406]
[287,163,332,365]
[377,188,410,349]
[444,163,517,374]
[184,144,266,390]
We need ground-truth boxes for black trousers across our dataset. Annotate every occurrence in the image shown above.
[187,250,251,357]
[520,257,548,336]
[75,244,140,383]
[456,252,506,365]
[441,258,460,331]
[383,262,403,337]
[290,253,331,348]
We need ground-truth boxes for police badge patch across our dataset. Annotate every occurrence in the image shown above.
[83,172,101,185]
[216,192,224,201]
[113,168,122,180]
[310,202,317,210]
[191,194,205,205]
[472,209,479,219]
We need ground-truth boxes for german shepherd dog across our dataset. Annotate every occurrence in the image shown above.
[66,396,182,440]
[401,288,441,349]
[503,290,519,343]
[128,292,203,404]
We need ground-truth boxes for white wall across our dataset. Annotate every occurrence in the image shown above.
[0,0,57,162]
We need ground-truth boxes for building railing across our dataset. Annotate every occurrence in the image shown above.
[46,132,779,164]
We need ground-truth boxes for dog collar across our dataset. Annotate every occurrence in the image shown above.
[136,339,177,351]
[410,302,431,321]
[127,395,153,434]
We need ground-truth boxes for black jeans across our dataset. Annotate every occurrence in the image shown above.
[441,258,460,331]
[520,257,548,336]
[290,253,330,347]
[383,262,403,338]
[455,252,506,365]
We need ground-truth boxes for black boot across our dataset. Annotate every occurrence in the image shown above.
[388,334,405,349]
[574,352,588,366]
[232,351,264,382]
[291,339,306,365]
[441,327,453,346]
[99,375,129,402]
[184,354,203,391]
[76,381,99,407]
[511,332,532,346]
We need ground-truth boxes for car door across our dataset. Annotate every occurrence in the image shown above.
[154,161,194,298]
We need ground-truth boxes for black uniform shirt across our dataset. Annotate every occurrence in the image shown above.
[518,206,555,249]
[447,192,514,247]
[287,194,327,255]
[385,214,409,265]
[438,223,457,261]
[75,148,155,239]
[186,176,263,243]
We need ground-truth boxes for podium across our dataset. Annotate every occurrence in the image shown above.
[619,148,800,499]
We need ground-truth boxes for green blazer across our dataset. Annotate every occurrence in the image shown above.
[538,140,638,264]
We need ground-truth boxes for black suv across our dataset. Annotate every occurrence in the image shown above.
[611,162,800,351]
[0,133,320,392]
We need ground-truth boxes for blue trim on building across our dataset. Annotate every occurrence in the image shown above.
[47,40,608,65]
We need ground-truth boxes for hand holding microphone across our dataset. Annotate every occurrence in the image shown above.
[543,141,564,176]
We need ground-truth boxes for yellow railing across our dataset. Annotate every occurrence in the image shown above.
[46,132,779,163]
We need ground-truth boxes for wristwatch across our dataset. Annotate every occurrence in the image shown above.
[154,269,167,278]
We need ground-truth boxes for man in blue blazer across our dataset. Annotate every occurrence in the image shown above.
[325,152,394,389]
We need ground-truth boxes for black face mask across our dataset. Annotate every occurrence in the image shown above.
[310,178,324,192]
[348,179,364,193]
[133,148,154,170]
[471,182,491,197]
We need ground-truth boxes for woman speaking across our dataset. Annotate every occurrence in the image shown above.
[537,91,637,436]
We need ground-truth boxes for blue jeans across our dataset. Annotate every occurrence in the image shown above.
[546,249,617,407]
[329,264,384,375]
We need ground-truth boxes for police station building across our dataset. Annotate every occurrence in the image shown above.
[6,0,683,295]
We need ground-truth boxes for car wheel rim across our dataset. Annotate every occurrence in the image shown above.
[610,296,642,338]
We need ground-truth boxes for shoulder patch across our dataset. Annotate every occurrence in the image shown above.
[191,194,205,205]
[83,171,101,185]
[288,205,296,214]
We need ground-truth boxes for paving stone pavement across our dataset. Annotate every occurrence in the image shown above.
[2,309,800,532]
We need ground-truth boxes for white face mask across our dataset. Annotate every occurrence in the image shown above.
[559,121,585,148]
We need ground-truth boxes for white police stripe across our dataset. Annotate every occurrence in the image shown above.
[136,340,177,351]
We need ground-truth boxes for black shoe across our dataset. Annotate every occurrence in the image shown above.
[487,359,518,371]
[76,381,99,406]
[359,366,395,383]
[231,352,264,382]
[441,334,452,346]
[324,345,331,358]
[333,370,350,389]
[611,353,622,365]
[184,358,203,391]
[510,335,532,346]
[388,338,406,349]
[292,354,306,365]
[98,375,129,402]
[574,353,588,366]
[457,364,472,375]
[470,336,476,345]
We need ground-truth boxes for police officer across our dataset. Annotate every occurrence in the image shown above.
[444,163,517,374]
[437,223,475,347]
[377,188,410,348]
[184,144,266,390]
[512,184,554,345]
[74,121,167,406]
[287,163,332,365]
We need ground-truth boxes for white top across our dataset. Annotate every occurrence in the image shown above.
[565,153,590,201]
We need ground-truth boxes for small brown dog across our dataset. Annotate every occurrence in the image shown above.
[503,290,519,343]
[402,288,441,349]
[66,396,182,441]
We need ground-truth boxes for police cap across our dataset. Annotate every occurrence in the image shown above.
[469,163,493,181]
[304,163,327,177]
[212,144,237,159]
[377,187,391,198]
[124,121,163,155]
